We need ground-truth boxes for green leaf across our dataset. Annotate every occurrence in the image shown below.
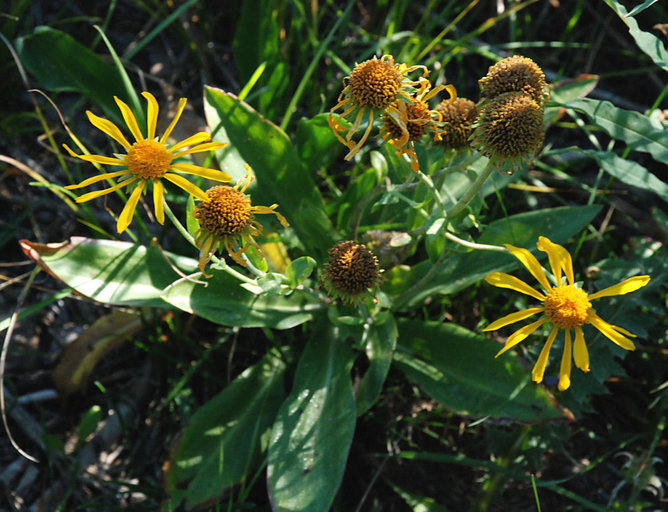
[267,321,356,512]
[20,237,198,308]
[296,113,344,174]
[285,256,317,287]
[15,26,129,124]
[166,352,286,509]
[603,0,668,72]
[389,205,601,310]
[394,320,564,421]
[356,312,398,416]
[565,98,668,165]
[203,86,335,259]
[578,149,668,202]
[162,267,324,330]
[76,405,102,449]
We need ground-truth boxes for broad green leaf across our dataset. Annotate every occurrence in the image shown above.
[296,113,344,174]
[267,321,356,512]
[162,267,324,330]
[578,149,668,202]
[388,205,601,310]
[20,237,197,308]
[394,320,565,421]
[356,312,398,416]
[603,0,668,73]
[565,98,668,165]
[203,86,335,259]
[546,74,599,124]
[15,26,129,124]
[285,256,316,287]
[166,352,286,509]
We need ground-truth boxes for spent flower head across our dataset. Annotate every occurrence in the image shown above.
[193,165,288,274]
[328,55,430,161]
[380,78,457,171]
[432,97,478,149]
[64,91,231,233]
[479,55,550,106]
[471,91,545,173]
[483,236,650,391]
[322,240,383,304]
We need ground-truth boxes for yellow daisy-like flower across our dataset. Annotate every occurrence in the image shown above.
[193,165,289,273]
[380,78,457,171]
[483,236,650,391]
[64,91,231,233]
[328,55,430,160]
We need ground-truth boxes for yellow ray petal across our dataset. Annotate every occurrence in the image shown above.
[114,96,145,142]
[168,132,212,153]
[170,163,232,183]
[495,317,548,358]
[86,111,132,150]
[558,330,573,391]
[117,179,146,233]
[573,327,589,372]
[62,144,125,166]
[485,272,546,301]
[588,275,651,300]
[537,236,574,285]
[587,310,636,351]
[160,97,187,143]
[531,327,558,384]
[74,176,138,203]
[162,173,209,202]
[504,244,552,292]
[171,141,228,158]
[142,91,159,141]
[153,179,164,225]
[483,307,545,332]
[64,169,130,190]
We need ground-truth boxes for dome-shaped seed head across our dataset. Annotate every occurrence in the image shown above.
[325,241,381,296]
[479,55,549,106]
[194,186,252,237]
[348,57,403,110]
[434,97,478,148]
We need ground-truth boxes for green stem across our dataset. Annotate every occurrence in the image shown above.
[446,160,495,220]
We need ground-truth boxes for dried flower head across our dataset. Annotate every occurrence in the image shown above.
[328,55,429,161]
[64,91,230,233]
[323,241,382,304]
[472,91,545,173]
[193,165,288,273]
[479,55,550,106]
[380,79,457,171]
[433,97,478,149]
[483,236,650,391]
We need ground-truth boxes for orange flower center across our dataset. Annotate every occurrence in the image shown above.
[193,185,252,236]
[125,139,173,179]
[543,285,591,329]
[349,58,402,110]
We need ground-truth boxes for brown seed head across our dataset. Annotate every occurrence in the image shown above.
[325,241,381,296]
[348,57,403,110]
[479,55,549,105]
[433,97,478,148]
[383,100,431,142]
[193,185,252,237]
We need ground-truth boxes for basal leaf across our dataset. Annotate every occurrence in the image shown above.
[267,321,356,512]
[20,237,197,308]
[204,86,335,259]
[394,320,565,421]
[296,113,344,174]
[166,352,286,509]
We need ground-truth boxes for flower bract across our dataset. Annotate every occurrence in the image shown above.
[64,91,231,233]
[483,236,650,391]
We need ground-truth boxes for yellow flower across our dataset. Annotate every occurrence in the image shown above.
[380,78,457,171]
[193,165,289,273]
[328,55,430,161]
[64,91,231,233]
[483,236,650,391]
